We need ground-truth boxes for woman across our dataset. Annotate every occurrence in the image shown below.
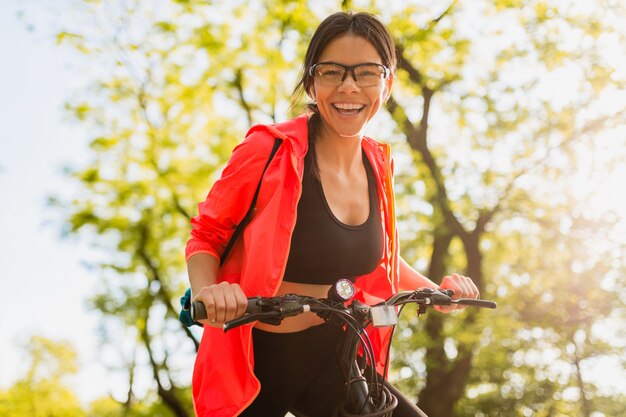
[186,11,479,417]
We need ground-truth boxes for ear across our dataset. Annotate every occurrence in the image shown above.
[307,85,316,102]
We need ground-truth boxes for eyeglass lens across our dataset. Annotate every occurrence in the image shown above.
[312,63,387,87]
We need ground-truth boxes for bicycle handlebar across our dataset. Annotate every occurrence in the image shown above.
[190,287,496,330]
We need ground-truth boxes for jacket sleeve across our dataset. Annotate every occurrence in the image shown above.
[185,130,277,262]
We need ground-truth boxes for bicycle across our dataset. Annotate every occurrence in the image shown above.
[189,280,496,416]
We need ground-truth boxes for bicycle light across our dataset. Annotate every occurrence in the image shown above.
[328,278,355,302]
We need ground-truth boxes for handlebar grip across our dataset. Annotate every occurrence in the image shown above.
[190,305,258,330]
[190,298,264,322]
[191,301,207,321]
[246,297,263,313]
[453,298,497,309]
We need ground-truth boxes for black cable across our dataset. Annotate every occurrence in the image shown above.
[359,322,381,404]
[353,322,379,410]
[381,302,409,390]
[309,299,382,414]
[307,301,377,373]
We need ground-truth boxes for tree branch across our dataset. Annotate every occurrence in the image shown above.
[476,111,621,233]
[137,222,200,351]
[140,306,190,417]
[233,68,253,126]
[387,95,467,239]
[430,1,458,27]
[395,44,426,87]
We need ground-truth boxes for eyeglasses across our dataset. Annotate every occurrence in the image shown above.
[308,62,390,87]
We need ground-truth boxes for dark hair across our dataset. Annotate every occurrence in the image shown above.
[290,12,396,176]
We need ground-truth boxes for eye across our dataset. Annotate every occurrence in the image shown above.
[322,69,343,77]
[356,65,383,78]
[317,65,344,78]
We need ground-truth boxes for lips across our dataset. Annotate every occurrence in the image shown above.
[332,102,366,115]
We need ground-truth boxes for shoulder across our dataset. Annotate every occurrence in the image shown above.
[243,114,309,157]
[221,115,309,178]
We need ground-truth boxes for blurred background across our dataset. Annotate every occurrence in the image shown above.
[1,0,625,416]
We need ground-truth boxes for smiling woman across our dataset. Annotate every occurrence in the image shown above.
[185,11,480,417]
[7,0,625,416]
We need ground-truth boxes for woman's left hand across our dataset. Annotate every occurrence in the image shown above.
[436,274,480,313]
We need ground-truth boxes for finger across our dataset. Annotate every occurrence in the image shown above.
[441,275,461,298]
[455,274,476,299]
[210,286,227,324]
[222,286,239,322]
[439,277,460,311]
[464,276,479,299]
[198,291,219,325]
[232,284,248,319]
[454,274,471,298]
[434,305,454,314]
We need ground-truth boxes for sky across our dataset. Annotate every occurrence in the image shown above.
[0,0,115,402]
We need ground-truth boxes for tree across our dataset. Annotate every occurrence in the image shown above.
[0,336,85,417]
[386,1,626,416]
[48,0,626,415]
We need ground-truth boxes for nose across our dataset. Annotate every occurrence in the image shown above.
[338,70,360,91]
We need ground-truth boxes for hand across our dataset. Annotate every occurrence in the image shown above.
[436,274,480,313]
[192,282,248,328]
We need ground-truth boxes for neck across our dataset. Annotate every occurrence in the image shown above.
[315,127,363,173]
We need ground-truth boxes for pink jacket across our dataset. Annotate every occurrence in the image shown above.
[186,114,400,417]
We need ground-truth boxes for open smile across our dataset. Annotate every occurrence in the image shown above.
[332,102,366,115]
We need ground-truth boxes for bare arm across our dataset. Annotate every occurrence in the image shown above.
[187,253,248,327]
[398,256,479,312]
[187,253,220,296]
[398,257,438,290]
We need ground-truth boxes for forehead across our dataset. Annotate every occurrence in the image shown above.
[318,34,382,65]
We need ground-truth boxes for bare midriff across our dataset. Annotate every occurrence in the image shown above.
[253,281,333,333]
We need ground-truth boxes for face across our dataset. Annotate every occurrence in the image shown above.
[310,34,394,140]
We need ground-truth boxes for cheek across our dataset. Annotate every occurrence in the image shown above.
[312,84,330,104]
[370,92,386,110]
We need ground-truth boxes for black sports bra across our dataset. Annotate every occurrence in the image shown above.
[282,150,383,284]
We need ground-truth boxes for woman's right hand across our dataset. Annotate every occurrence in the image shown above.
[192,282,248,328]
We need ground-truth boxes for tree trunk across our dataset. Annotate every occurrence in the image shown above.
[418,227,485,417]
[573,353,592,417]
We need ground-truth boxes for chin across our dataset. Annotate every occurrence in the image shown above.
[337,130,364,139]
[333,121,368,138]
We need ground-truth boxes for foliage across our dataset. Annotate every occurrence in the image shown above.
[44,0,626,416]
[0,337,84,417]
[0,335,185,417]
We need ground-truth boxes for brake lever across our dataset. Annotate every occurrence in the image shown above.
[414,288,453,304]
[224,311,283,331]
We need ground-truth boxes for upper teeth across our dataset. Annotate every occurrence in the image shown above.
[334,103,364,110]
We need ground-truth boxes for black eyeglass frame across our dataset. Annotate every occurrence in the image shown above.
[308,62,391,86]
